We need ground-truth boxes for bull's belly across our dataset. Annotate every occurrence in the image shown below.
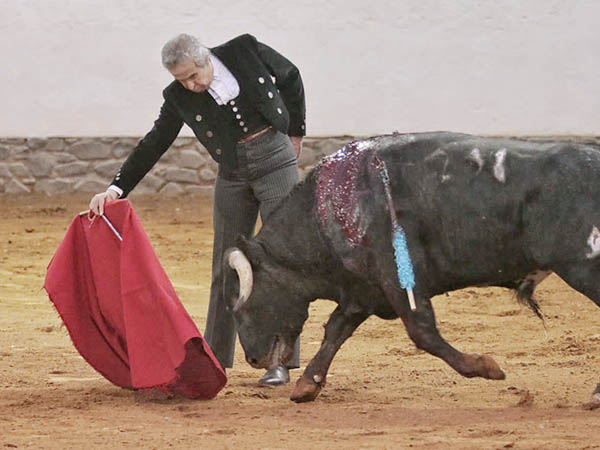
[352,282,399,320]
[428,267,540,297]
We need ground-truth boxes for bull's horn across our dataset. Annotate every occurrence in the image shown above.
[227,249,253,312]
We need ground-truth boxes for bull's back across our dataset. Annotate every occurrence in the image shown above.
[378,133,600,290]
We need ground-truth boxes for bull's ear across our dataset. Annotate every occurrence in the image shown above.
[236,235,250,252]
[235,236,265,268]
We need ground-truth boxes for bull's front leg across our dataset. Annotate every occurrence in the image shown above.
[401,297,505,380]
[291,305,368,403]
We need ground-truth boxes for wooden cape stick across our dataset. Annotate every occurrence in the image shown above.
[78,209,123,242]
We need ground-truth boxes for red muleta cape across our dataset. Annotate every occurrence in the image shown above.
[44,199,227,399]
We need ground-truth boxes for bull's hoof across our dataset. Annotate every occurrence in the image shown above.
[593,383,600,404]
[463,354,505,380]
[290,375,323,403]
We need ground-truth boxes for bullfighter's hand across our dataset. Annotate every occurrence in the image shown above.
[89,189,119,216]
[290,136,303,159]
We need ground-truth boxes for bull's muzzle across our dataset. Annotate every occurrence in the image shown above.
[246,335,291,369]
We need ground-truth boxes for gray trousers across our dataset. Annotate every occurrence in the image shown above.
[203,128,301,369]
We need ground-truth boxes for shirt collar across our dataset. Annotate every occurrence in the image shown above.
[207,53,240,105]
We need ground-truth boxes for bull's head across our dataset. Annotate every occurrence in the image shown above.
[223,240,310,370]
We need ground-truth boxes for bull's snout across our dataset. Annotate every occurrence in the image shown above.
[246,355,263,369]
[242,335,294,369]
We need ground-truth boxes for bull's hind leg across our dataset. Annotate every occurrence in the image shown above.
[552,262,600,309]
[400,297,505,380]
[551,262,600,403]
[290,305,368,403]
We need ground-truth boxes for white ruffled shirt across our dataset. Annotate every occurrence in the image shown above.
[207,53,240,105]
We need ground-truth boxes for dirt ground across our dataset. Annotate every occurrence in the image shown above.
[1,192,599,450]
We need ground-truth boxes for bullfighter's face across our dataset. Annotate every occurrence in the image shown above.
[169,58,214,93]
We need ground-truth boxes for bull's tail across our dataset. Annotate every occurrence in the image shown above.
[515,279,545,322]
[502,279,545,322]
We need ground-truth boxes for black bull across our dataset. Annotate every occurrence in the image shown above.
[223,131,600,403]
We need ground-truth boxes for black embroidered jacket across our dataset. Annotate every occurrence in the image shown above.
[111,34,306,196]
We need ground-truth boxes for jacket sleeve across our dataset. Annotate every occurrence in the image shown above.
[110,97,183,197]
[255,39,306,137]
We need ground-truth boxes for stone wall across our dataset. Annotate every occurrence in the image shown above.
[0,136,353,196]
[2,135,598,196]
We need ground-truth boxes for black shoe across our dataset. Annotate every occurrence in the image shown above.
[258,366,290,386]
[593,383,600,404]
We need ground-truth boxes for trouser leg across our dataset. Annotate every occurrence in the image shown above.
[252,140,301,369]
[204,175,258,369]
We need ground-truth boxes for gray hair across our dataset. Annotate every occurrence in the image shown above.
[161,33,210,69]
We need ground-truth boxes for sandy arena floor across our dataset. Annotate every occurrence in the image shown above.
[1,193,599,449]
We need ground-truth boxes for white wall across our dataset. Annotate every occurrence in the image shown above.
[1,0,598,137]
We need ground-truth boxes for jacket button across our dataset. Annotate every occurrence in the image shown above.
[229,100,235,106]
[236,114,241,119]
[206,130,214,138]
[232,107,238,112]
[268,91,274,99]
[195,115,202,122]
[239,121,245,126]
[215,148,222,155]
[277,108,283,114]
[258,77,265,84]
[243,127,248,132]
